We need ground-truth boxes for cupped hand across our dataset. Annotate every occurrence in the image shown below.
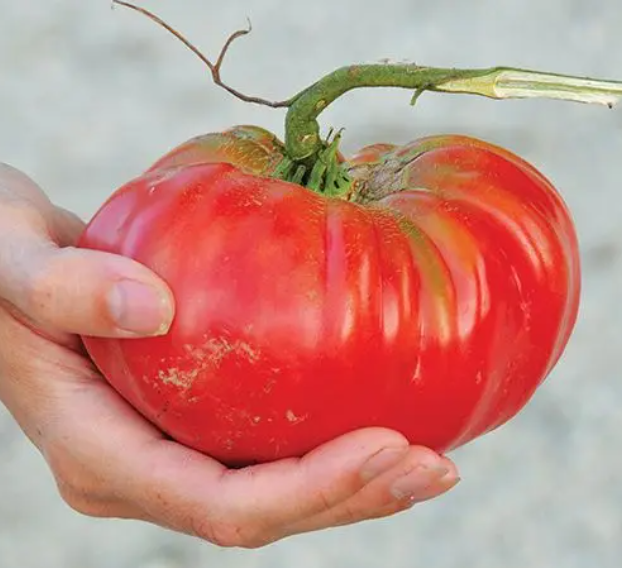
[0,163,459,548]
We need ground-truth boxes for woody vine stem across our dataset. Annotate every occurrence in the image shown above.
[113,1,622,183]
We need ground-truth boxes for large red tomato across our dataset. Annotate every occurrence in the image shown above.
[79,125,580,466]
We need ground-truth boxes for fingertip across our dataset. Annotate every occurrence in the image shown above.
[406,470,461,507]
[386,448,460,504]
[71,248,176,337]
[439,455,460,481]
[106,276,174,337]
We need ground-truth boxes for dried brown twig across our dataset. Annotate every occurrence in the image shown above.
[112,0,293,108]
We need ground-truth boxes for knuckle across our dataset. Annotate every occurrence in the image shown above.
[189,515,234,547]
[45,444,112,518]
[0,164,45,202]
[0,198,48,233]
[300,456,349,516]
[314,485,335,515]
[20,250,66,319]
[56,480,110,518]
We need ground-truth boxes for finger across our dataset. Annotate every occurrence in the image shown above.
[113,428,457,547]
[0,163,174,337]
[0,238,174,338]
[286,453,460,536]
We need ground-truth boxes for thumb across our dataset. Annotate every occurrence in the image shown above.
[0,238,174,338]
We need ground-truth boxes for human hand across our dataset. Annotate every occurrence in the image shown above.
[0,163,460,548]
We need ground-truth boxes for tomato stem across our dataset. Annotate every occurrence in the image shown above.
[284,65,622,162]
[112,1,622,183]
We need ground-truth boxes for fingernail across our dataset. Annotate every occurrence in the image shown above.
[390,463,454,500]
[360,446,409,483]
[107,279,173,336]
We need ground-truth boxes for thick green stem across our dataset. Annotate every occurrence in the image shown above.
[284,64,622,162]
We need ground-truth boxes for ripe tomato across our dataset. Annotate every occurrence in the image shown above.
[79,125,580,466]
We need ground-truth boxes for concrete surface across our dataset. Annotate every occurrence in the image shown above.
[1,1,622,567]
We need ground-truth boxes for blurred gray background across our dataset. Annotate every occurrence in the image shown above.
[1,0,622,566]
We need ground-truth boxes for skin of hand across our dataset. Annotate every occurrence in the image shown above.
[0,163,460,548]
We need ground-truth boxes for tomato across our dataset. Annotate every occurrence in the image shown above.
[78,124,580,466]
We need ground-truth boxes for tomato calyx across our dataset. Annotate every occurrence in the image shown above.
[272,130,354,198]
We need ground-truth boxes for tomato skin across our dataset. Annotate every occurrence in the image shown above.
[79,126,580,466]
